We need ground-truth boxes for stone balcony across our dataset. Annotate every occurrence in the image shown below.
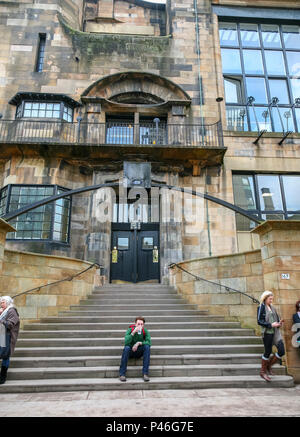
[0,119,226,174]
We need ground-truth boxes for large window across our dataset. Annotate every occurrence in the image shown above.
[0,185,71,243]
[232,173,300,231]
[219,22,300,132]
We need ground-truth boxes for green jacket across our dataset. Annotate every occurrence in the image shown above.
[124,327,151,347]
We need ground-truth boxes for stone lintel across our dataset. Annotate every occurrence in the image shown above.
[251,220,300,237]
[0,218,16,233]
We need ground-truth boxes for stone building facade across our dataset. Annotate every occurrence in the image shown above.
[0,0,300,284]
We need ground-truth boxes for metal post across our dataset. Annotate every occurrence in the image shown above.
[153,117,160,145]
[76,116,82,143]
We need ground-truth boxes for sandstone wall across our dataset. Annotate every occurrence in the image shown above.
[0,248,100,327]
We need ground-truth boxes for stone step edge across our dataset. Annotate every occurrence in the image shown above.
[14,345,264,352]
[0,375,294,390]
[19,328,253,335]
[10,353,262,362]
[8,363,283,373]
[17,336,261,341]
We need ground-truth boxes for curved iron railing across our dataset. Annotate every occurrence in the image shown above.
[168,262,260,304]
[11,262,102,299]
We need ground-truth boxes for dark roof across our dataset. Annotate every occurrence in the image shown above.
[9,92,82,108]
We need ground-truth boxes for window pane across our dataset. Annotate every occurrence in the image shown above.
[257,175,283,211]
[271,108,294,132]
[282,25,300,49]
[226,106,248,131]
[262,213,284,220]
[291,79,300,100]
[269,79,290,104]
[235,213,257,231]
[264,51,286,75]
[261,24,281,48]
[243,50,264,74]
[240,23,260,47]
[221,49,242,74]
[286,51,300,76]
[219,22,238,47]
[224,77,243,103]
[245,77,267,103]
[248,106,272,132]
[117,237,129,250]
[233,174,256,210]
[282,176,300,210]
[296,108,300,132]
[142,237,154,249]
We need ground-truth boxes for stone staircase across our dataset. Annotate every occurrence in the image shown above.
[0,284,294,393]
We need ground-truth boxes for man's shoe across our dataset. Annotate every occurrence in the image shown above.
[120,375,126,382]
[143,374,150,382]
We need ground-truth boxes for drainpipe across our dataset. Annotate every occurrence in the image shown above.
[194,0,211,256]
[205,168,212,257]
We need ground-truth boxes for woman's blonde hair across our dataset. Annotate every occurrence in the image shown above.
[259,290,273,304]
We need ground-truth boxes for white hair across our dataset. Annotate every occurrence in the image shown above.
[259,290,273,305]
[0,296,13,306]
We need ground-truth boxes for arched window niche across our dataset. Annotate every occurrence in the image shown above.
[80,71,191,146]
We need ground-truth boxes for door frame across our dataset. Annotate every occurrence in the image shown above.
[110,222,160,283]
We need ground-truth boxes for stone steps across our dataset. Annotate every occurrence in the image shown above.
[23,321,242,331]
[0,375,293,394]
[9,353,263,368]
[5,363,286,380]
[18,328,255,338]
[16,336,263,347]
[13,344,265,357]
[1,283,294,393]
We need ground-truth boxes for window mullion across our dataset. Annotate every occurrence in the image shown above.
[237,23,250,131]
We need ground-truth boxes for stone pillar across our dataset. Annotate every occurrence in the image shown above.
[252,220,300,383]
[0,219,16,275]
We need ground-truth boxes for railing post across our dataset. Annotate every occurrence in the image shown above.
[76,116,82,143]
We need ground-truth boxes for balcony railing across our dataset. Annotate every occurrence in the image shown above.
[226,100,300,134]
[0,119,224,148]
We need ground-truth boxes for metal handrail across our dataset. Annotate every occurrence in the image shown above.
[11,262,102,299]
[168,262,260,304]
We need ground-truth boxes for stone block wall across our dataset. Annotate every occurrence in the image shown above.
[0,248,100,327]
[169,249,263,332]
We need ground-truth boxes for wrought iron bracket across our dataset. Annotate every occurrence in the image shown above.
[253,129,267,145]
[278,131,292,146]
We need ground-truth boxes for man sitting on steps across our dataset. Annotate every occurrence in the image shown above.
[119,316,151,382]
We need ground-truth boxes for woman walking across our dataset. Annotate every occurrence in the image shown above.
[257,290,285,382]
[0,296,20,384]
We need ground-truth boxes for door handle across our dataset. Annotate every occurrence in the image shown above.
[111,246,118,263]
[153,246,159,263]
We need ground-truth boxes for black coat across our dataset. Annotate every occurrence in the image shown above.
[293,312,300,343]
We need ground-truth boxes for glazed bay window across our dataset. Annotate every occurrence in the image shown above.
[0,185,71,243]
[232,173,300,231]
[16,101,73,122]
[219,22,300,132]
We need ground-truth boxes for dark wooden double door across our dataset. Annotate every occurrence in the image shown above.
[110,223,160,283]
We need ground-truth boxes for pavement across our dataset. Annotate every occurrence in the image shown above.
[0,385,299,417]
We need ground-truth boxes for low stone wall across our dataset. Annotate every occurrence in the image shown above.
[169,250,263,334]
[0,249,100,327]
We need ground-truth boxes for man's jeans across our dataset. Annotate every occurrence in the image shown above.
[119,344,151,376]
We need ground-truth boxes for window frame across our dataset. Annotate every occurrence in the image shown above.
[219,19,300,133]
[0,184,72,244]
[15,100,74,122]
[233,172,300,231]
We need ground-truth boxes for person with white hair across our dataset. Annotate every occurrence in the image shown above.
[257,290,285,382]
[0,296,20,385]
